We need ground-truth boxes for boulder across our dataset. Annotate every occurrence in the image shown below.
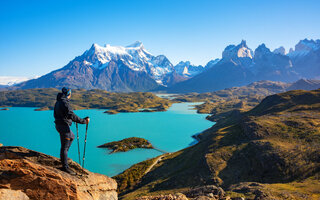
[0,146,117,200]
[184,185,225,199]
[0,189,29,200]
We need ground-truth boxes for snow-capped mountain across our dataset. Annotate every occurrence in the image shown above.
[13,42,187,92]
[174,61,205,78]
[81,41,174,85]
[288,39,320,58]
[221,40,253,66]
[287,39,320,79]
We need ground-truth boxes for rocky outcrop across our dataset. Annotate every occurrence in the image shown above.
[0,146,117,200]
[184,185,226,200]
[228,182,283,200]
[135,185,235,200]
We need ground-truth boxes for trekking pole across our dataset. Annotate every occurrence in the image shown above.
[76,123,81,166]
[82,122,89,168]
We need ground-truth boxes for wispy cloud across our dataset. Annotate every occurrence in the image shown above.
[0,76,37,86]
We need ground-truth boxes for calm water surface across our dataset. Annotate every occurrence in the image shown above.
[0,103,213,176]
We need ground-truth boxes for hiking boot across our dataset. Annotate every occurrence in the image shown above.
[61,167,76,175]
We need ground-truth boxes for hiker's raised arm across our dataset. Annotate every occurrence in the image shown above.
[66,106,87,124]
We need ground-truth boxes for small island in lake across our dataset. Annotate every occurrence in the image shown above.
[97,137,154,153]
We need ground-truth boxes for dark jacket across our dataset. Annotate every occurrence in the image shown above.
[54,93,86,126]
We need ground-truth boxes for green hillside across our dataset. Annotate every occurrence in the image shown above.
[115,89,320,199]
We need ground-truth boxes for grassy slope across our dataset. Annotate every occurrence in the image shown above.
[117,89,320,200]
[0,88,172,113]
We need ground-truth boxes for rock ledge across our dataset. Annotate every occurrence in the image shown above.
[0,146,117,200]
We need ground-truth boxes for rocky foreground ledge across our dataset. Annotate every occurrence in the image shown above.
[0,146,117,200]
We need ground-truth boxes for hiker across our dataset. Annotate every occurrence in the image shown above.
[54,87,90,174]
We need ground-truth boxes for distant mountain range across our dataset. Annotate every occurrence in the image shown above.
[165,39,320,93]
[10,39,320,93]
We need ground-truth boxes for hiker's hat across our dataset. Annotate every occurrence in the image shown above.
[62,87,72,96]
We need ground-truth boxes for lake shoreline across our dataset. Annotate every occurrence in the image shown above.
[0,102,213,177]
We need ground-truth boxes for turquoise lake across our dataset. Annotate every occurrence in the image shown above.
[0,103,214,177]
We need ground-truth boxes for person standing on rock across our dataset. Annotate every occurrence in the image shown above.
[54,87,90,175]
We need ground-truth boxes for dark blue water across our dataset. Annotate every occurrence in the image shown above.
[0,103,213,176]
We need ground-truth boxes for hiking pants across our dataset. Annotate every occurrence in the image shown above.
[55,124,75,169]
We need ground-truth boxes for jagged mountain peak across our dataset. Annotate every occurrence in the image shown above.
[254,43,271,57]
[289,48,294,53]
[295,38,320,51]
[86,43,129,59]
[273,46,286,55]
[82,42,175,86]
[239,39,248,48]
[174,61,205,78]
[288,38,320,58]
[255,43,270,52]
[83,42,153,69]
[177,61,191,65]
[222,40,253,61]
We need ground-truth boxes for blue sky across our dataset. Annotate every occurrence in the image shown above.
[0,0,319,77]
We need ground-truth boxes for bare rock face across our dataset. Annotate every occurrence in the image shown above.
[0,146,117,200]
